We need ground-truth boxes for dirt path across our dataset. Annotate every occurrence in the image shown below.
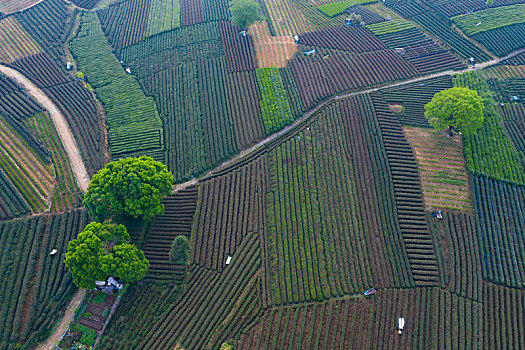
[0,64,90,192]
[36,289,86,350]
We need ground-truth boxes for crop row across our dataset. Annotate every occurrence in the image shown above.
[202,0,230,22]
[27,112,83,212]
[0,116,54,213]
[142,233,262,349]
[0,80,50,161]
[219,21,258,72]
[15,0,71,59]
[412,12,491,62]
[473,23,525,57]
[0,16,41,63]
[12,52,69,88]
[383,0,426,18]
[46,81,105,176]
[70,0,101,9]
[367,19,414,35]
[345,4,386,24]
[121,24,224,78]
[380,75,452,127]
[428,212,483,300]
[146,0,181,37]
[142,187,198,279]
[279,67,305,118]
[256,68,294,135]
[454,72,525,183]
[99,280,183,349]
[238,288,482,349]
[371,92,440,286]
[483,283,525,349]
[452,4,525,36]
[97,0,151,55]
[193,158,267,273]
[0,168,30,220]
[180,0,204,26]
[499,104,525,164]
[424,0,523,18]
[290,47,418,109]
[299,25,386,53]
[71,12,164,159]
[481,65,525,80]
[369,21,465,74]
[262,0,316,36]
[504,52,525,65]
[0,209,88,348]
[473,176,525,288]
[140,59,236,180]
[265,97,412,305]
[226,70,266,147]
[404,126,472,211]
[491,77,525,102]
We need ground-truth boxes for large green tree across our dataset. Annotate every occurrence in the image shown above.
[424,87,484,136]
[83,156,174,222]
[229,0,263,29]
[169,235,191,265]
[64,221,149,289]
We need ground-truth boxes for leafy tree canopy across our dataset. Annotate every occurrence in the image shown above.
[65,221,149,289]
[83,156,174,223]
[169,235,191,265]
[229,0,263,29]
[424,87,484,136]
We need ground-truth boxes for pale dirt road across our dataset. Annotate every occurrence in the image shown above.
[35,289,86,350]
[0,64,90,192]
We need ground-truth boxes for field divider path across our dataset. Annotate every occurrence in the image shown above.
[176,46,525,191]
[0,64,90,193]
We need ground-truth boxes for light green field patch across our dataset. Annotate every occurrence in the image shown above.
[146,0,181,37]
[452,4,525,36]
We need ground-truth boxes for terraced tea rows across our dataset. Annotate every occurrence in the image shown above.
[371,93,439,286]
[142,186,198,280]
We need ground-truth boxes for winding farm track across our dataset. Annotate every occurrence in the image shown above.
[0,64,90,192]
[0,37,522,348]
